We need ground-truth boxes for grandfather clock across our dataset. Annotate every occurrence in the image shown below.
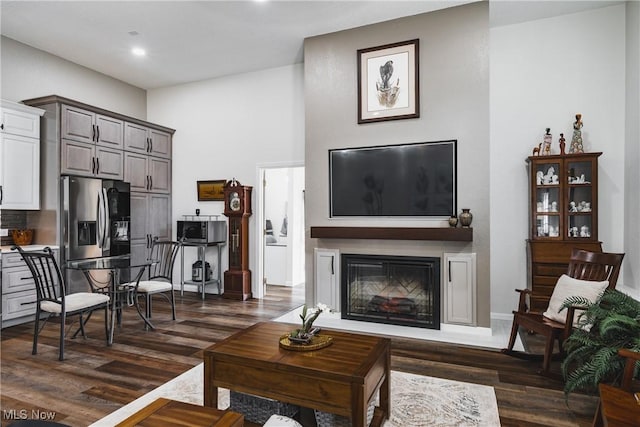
[223,179,252,300]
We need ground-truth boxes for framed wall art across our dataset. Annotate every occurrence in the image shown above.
[197,180,226,201]
[357,39,419,124]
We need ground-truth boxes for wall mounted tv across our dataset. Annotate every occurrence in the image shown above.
[329,140,457,217]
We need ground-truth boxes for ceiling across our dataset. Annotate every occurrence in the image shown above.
[0,1,623,90]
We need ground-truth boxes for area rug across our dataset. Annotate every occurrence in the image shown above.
[90,363,500,427]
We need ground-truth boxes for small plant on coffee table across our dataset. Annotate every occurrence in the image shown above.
[289,303,331,344]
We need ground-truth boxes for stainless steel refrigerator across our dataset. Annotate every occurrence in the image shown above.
[62,176,131,293]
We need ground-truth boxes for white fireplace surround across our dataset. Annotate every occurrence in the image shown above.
[314,249,477,328]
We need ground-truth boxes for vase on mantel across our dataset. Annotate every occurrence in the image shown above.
[459,209,473,228]
[448,216,458,227]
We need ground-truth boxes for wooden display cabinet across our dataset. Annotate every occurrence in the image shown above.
[526,152,602,311]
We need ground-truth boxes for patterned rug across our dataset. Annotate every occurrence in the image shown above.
[91,363,500,427]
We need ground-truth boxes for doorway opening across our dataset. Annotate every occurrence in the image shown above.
[256,165,305,300]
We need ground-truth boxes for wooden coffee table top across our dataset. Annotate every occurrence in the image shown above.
[204,321,390,382]
[115,398,244,427]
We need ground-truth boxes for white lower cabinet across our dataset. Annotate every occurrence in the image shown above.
[314,248,340,311]
[1,248,58,328]
[443,252,477,326]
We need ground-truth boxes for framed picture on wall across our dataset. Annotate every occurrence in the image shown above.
[197,180,226,201]
[357,39,420,124]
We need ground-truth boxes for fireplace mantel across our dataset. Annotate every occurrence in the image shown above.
[310,226,472,241]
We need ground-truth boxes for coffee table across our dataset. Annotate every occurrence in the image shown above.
[115,397,244,427]
[203,321,391,427]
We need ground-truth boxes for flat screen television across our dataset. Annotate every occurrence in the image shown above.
[329,140,457,217]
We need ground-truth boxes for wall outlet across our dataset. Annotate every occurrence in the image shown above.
[0,229,8,237]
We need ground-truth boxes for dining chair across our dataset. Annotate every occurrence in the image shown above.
[13,245,110,361]
[132,239,181,325]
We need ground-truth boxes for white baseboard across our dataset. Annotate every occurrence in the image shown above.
[174,283,221,295]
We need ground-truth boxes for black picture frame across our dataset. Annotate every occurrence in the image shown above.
[197,180,225,201]
[357,39,420,124]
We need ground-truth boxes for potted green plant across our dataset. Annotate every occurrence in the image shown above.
[561,289,640,397]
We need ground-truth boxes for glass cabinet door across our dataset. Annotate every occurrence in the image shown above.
[533,161,561,239]
[566,159,594,239]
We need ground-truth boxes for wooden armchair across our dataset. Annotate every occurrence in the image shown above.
[593,348,640,427]
[502,249,624,375]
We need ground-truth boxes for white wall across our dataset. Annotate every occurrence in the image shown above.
[623,1,640,300]
[146,64,305,295]
[490,4,628,316]
[1,37,146,119]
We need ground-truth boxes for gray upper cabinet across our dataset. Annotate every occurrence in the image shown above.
[62,105,124,148]
[124,121,171,194]
[61,104,124,179]
[124,151,148,192]
[124,122,171,159]
[124,150,171,194]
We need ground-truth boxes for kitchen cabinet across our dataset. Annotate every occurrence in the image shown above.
[526,152,602,311]
[1,247,58,329]
[124,122,171,159]
[61,104,124,179]
[0,100,45,210]
[21,95,175,268]
[124,121,171,194]
[61,139,124,179]
[62,104,123,148]
[124,151,171,194]
[130,192,171,263]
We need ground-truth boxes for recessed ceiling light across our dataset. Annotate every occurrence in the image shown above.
[131,47,146,57]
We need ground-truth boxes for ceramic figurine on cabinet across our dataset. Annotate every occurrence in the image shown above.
[570,226,579,237]
[559,133,566,155]
[532,143,542,156]
[542,128,552,155]
[570,113,584,153]
[580,225,590,237]
[569,201,578,212]
[536,171,544,185]
[543,166,558,185]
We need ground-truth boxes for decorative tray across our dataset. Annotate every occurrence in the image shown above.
[279,334,333,352]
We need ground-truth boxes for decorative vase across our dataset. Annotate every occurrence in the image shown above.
[448,216,458,227]
[459,209,473,228]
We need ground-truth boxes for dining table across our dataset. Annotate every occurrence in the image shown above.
[65,254,157,345]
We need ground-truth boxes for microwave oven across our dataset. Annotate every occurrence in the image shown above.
[177,220,227,243]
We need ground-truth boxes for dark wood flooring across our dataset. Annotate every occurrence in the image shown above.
[1,285,598,426]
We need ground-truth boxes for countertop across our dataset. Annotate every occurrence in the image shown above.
[1,245,59,253]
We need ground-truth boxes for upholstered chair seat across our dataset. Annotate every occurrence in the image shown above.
[40,293,110,314]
